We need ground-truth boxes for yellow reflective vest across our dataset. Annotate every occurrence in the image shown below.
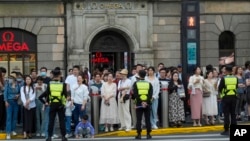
[49,81,66,105]
[136,81,150,101]
[220,75,237,98]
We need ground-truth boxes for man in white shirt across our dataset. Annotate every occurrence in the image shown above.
[65,65,80,93]
[130,64,143,128]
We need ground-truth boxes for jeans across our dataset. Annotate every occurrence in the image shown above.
[73,103,86,128]
[42,106,57,139]
[77,127,91,138]
[150,98,159,127]
[42,106,50,138]
[36,99,44,134]
[65,116,71,134]
[218,100,223,116]
[6,100,19,134]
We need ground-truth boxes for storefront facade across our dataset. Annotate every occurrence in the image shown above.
[0,0,250,76]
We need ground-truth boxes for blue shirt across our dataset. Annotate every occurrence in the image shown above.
[75,121,95,136]
[4,82,20,101]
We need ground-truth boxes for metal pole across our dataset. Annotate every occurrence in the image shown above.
[90,93,100,134]
[161,83,169,128]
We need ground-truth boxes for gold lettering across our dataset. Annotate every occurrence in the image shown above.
[98,3,123,9]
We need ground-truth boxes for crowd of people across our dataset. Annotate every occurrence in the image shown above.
[0,61,250,140]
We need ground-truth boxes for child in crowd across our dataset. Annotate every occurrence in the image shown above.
[65,95,75,138]
[75,115,95,139]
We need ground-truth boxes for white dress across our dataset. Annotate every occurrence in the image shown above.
[202,79,218,116]
[99,82,120,124]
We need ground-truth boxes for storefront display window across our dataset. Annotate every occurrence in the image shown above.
[0,28,37,75]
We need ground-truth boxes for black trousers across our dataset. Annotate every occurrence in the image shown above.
[48,103,66,138]
[136,106,151,134]
[23,107,36,133]
[222,96,237,131]
[235,94,246,115]
[157,94,162,127]
[0,95,6,130]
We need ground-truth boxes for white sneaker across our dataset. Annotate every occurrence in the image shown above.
[65,134,69,138]
[52,134,58,139]
[152,125,158,129]
[41,133,45,137]
[36,133,40,136]
[12,131,17,136]
[65,133,72,138]
[125,128,131,132]
[110,126,114,131]
[6,134,11,140]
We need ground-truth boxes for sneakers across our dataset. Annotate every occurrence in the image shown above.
[152,125,158,129]
[6,134,11,140]
[125,128,131,132]
[220,131,229,136]
[52,134,59,139]
[12,131,17,136]
[41,133,45,137]
[110,126,114,132]
[36,133,41,136]
[65,133,72,138]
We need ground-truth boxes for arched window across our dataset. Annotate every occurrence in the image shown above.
[0,28,37,75]
[218,31,235,66]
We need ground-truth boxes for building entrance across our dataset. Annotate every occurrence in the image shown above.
[89,30,133,74]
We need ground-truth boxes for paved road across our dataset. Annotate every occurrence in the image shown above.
[9,133,229,141]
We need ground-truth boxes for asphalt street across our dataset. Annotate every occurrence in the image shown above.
[8,132,229,141]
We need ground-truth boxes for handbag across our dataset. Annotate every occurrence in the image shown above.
[203,88,211,97]
[177,86,186,98]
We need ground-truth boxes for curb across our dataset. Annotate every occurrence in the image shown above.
[0,126,223,139]
[95,125,224,137]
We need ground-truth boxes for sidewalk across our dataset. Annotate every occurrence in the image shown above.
[0,122,249,139]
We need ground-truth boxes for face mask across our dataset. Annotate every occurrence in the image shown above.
[8,79,13,84]
[16,78,23,82]
[40,72,47,77]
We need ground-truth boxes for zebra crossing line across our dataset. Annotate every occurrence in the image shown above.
[9,133,229,141]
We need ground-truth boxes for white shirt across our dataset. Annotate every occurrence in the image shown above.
[118,78,132,95]
[145,76,160,99]
[21,86,36,109]
[71,84,89,105]
[65,74,78,92]
[188,75,204,90]
[65,100,74,116]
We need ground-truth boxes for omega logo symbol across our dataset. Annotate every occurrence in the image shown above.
[0,31,29,52]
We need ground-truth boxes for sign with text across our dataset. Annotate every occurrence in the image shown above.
[0,29,37,52]
[230,125,250,140]
[187,42,197,65]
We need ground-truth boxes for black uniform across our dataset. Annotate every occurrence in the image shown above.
[218,73,238,135]
[39,80,68,141]
[133,78,153,139]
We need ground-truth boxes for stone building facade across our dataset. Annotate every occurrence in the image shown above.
[0,0,249,76]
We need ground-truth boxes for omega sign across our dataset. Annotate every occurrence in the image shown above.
[0,29,36,52]
[92,52,109,63]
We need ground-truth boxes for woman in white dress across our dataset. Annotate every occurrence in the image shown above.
[202,71,218,125]
[99,73,119,132]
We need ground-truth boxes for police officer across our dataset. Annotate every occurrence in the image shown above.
[133,70,153,139]
[218,65,238,136]
[39,68,68,141]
